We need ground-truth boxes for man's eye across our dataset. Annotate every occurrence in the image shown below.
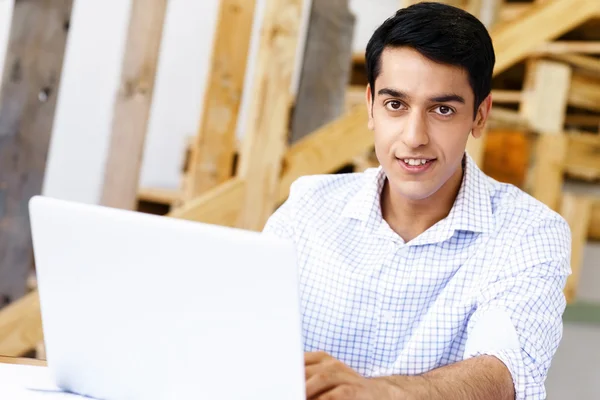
[385,101,403,111]
[435,105,454,115]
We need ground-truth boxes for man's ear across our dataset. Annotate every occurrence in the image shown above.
[471,94,492,139]
[366,84,374,131]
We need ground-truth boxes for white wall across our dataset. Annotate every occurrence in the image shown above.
[43,0,133,204]
[349,0,399,54]
[0,0,14,83]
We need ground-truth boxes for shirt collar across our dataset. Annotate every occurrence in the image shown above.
[340,153,495,244]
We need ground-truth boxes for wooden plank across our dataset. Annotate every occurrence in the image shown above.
[565,132,600,181]
[561,193,592,304]
[483,128,530,188]
[290,0,355,143]
[491,90,522,104]
[546,53,600,77]
[100,0,168,210]
[534,41,600,55]
[235,0,305,231]
[183,0,256,201]
[488,106,529,129]
[532,135,568,212]
[492,0,599,75]
[0,0,73,305]
[520,60,572,134]
[590,201,600,240]
[0,355,46,366]
[137,187,180,205]
[499,3,530,23]
[345,85,365,111]
[168,177,245,227]
[565,114,600,128]
[0,290,43,357]
[278,106,370,202]
[568,73,600,113]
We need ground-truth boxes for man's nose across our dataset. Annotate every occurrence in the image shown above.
[401,111,429,148]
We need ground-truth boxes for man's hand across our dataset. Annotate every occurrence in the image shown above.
[304,351,403,400]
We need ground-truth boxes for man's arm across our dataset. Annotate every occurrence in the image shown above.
[377,355,514,399]
[305,352,513,400]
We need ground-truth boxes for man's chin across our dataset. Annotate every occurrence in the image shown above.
[390,181,439,202]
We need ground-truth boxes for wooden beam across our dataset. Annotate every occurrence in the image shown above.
[278,106,370,202]
[290,0,355,143]
[520,60,572,134]
[489,106,529,129]
[565,132,600,181]
[590,201,600,240]
[168,177,245,227]
[100,0,168,210]
[345,85,365,111]
[568,73,600,113]
[0,291,43,357]
[565,113,600,128]
[545,53,600,77]
[235,0,305,231]
[183,0,256,201]
[492,0,599,75]
[498,3,530,23]
[534,41,600,55]
[0,0,73,306]
[137,187,180,205]
[491,90,522,104]
[532,135,568,211]
[0,355,46,366]
[561,193,592,304]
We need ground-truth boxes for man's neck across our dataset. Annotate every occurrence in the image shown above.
[381,162,464,243]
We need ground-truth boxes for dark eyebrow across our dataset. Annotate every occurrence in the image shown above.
[377,89,465,104]
[429,94,465,104]
[377,88,408,99]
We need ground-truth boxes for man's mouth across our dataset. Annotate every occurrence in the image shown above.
[396,157,436,172]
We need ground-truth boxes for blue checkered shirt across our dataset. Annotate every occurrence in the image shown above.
[263,153,571,399]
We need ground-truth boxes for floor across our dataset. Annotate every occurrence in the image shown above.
[545,241,600,399]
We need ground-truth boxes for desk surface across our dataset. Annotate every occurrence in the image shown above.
[0,356,47,366]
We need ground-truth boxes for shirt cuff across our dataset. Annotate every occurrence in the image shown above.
[464,348,544,400]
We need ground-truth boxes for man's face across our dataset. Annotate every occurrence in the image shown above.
[367,47,491,202]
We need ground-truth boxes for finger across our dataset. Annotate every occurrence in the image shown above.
[313,384,356,400]
[305,367,352,399]
[305,351,331,366]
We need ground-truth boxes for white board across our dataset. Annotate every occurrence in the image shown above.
[349,0,399,54]
[138,0,220,190]
[0,0,14,85]
[42,0,133,204]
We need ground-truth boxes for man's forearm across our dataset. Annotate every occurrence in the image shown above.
[377,355,515,400]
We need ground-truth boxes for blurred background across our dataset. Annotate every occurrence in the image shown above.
[0,0,598,397]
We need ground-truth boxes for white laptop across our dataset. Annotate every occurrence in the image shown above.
[28,195,305,400]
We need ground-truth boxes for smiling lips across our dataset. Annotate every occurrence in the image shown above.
[397,157,436,173]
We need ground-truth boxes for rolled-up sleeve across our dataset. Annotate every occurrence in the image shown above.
[464,215,572,399]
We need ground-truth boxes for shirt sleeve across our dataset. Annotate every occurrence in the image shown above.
[463,215,572,400]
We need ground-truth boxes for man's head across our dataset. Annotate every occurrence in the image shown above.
[365,2,495,202]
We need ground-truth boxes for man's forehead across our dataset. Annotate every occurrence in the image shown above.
[376,47,472,99]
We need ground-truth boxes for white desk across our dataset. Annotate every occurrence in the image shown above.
[0,358,90,399]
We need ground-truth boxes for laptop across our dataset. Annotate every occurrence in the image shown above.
[28,195,305,400]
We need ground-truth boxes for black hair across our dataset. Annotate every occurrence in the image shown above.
[365,2,495,118]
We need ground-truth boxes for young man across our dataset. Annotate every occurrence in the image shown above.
[264,3,571,399]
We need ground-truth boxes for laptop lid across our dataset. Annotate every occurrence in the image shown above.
[29,195,305,400]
